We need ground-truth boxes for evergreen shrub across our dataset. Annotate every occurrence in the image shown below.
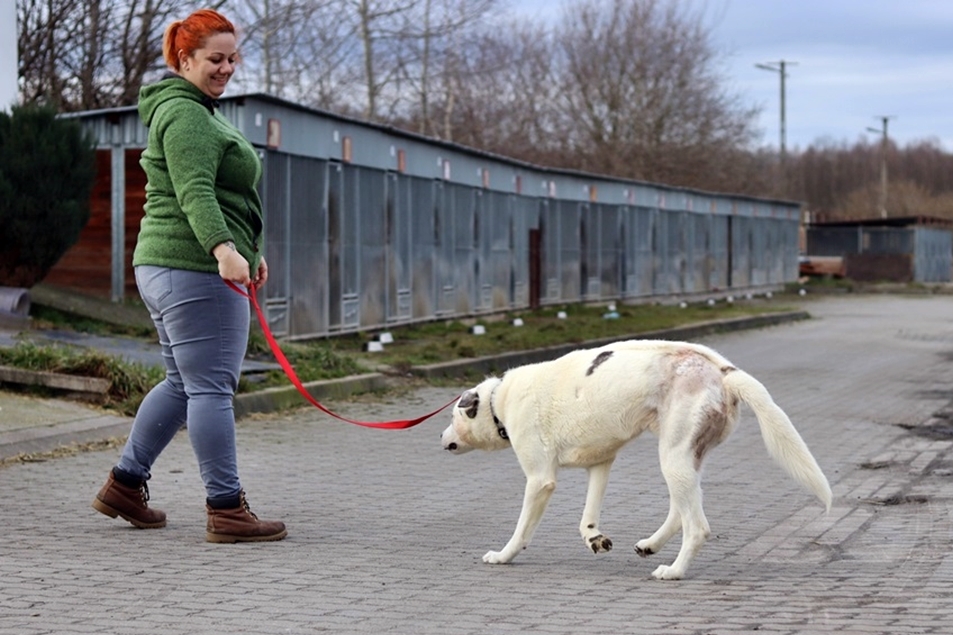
[0,104,96,287]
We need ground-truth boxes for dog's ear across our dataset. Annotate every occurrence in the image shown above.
[458,390,480,419]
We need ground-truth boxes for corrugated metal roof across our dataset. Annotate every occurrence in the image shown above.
[61,90,804,210]
[809,215,953,228]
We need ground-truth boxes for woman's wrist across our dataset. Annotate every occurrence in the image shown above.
[212,240,237,260]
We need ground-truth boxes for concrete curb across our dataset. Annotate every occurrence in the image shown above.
[411,310,810,379]
[0,310,809,460]
[233,373,391,419]
[0,414,131,461]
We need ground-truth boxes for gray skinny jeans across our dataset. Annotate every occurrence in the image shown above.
[117,266,249,500]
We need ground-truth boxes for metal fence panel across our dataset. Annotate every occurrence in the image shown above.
[433,181,455,315]
[326,162,345,330]
[625,206,655,297]
[357,167,386,329]
[263,151,290,336]
[731,216,752,288]
[539,199,560,302]
[384,172,413,322]
[511,195,537,307]
[287,155,329,338]
[709,215,729,290]
[72,99,803,339]
[557,200,581,301]
[806,227,861,256]
[914,227,952,282]
[580,203,597,298]
[257,157,803,336]
[864,228,915,254]
[484,190,513,310]
[788,221,801,281]
[750,217,768,286]
[690,213,710,293]
[596,203,621,300]
[450,183,476,314]
[659,211,679,294]
[409,176,437,319]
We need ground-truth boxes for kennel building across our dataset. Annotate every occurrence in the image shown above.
[50,93,802,339]
[804,216,952,283]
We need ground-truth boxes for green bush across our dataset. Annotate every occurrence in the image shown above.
[0,341,164,416]
[0,104,96,288]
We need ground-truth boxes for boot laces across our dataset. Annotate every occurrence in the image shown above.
[139,481,151,504]
[239,490,259,520]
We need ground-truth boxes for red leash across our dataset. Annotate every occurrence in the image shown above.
[228,281,458,429]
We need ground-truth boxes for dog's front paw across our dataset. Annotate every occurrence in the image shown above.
[483,550,510,564]
[587,534,613,554]
[651,564,683,581]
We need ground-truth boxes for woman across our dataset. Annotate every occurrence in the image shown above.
[92,8,285,543]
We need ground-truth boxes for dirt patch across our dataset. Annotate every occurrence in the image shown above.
[896,423,953,440]
[861,494,929,506]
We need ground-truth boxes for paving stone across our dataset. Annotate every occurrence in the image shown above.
[1,294,953,634]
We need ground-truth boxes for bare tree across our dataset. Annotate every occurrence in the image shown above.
[395,0,761,193]
[75,0,107,108]
[18,0,75,109]
[335,0,418,122]
[20,0,953,218]
[229,0,344,102]
[424,20,561,154]
[229,0,421,119]
[115,0,196,104]
[18,0,205,110]
[784,137,953,221]
[551,0,759,190]
[394,0,499,136]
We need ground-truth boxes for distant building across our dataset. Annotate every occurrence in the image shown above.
[804,216,953,283]
[53,93,803,339]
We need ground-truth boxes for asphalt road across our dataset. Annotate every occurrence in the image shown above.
[1,293,952,635]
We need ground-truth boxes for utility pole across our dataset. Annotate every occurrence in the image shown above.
[755,60,797,166]
[866,116,895,219]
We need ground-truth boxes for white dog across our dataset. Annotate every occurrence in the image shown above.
[441,339,832,580]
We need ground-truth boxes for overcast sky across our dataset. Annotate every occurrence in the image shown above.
[510,0,953,152]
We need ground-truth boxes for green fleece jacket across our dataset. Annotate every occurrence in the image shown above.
[133,76,263,273]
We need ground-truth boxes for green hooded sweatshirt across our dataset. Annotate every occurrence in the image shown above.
[133,76,263,274]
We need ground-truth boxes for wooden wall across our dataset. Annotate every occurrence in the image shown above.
[44,149,146,298]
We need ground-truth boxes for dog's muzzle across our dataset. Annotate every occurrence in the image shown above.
[441,422,472,454]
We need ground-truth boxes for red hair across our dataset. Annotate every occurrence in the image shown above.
[163,9,237,71]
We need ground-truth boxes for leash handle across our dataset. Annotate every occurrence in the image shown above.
[227,281,458,429]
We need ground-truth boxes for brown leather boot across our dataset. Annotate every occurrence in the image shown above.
[92,469,167,529]
[206,490,287,543]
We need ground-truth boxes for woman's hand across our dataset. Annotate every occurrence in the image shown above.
[253,256,269,288]
[213,240,251,286]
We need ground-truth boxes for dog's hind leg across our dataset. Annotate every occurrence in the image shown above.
[580,459,614,554]
[635,404,692,562]
[646,446,710,581]
[634,499,681,558]
[483,470,557,564]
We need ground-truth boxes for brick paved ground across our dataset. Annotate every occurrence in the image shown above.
[1,294,952,634]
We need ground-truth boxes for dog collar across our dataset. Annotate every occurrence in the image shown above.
[489,383,509,441]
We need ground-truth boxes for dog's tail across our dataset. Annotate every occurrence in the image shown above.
[723,369,832,511]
